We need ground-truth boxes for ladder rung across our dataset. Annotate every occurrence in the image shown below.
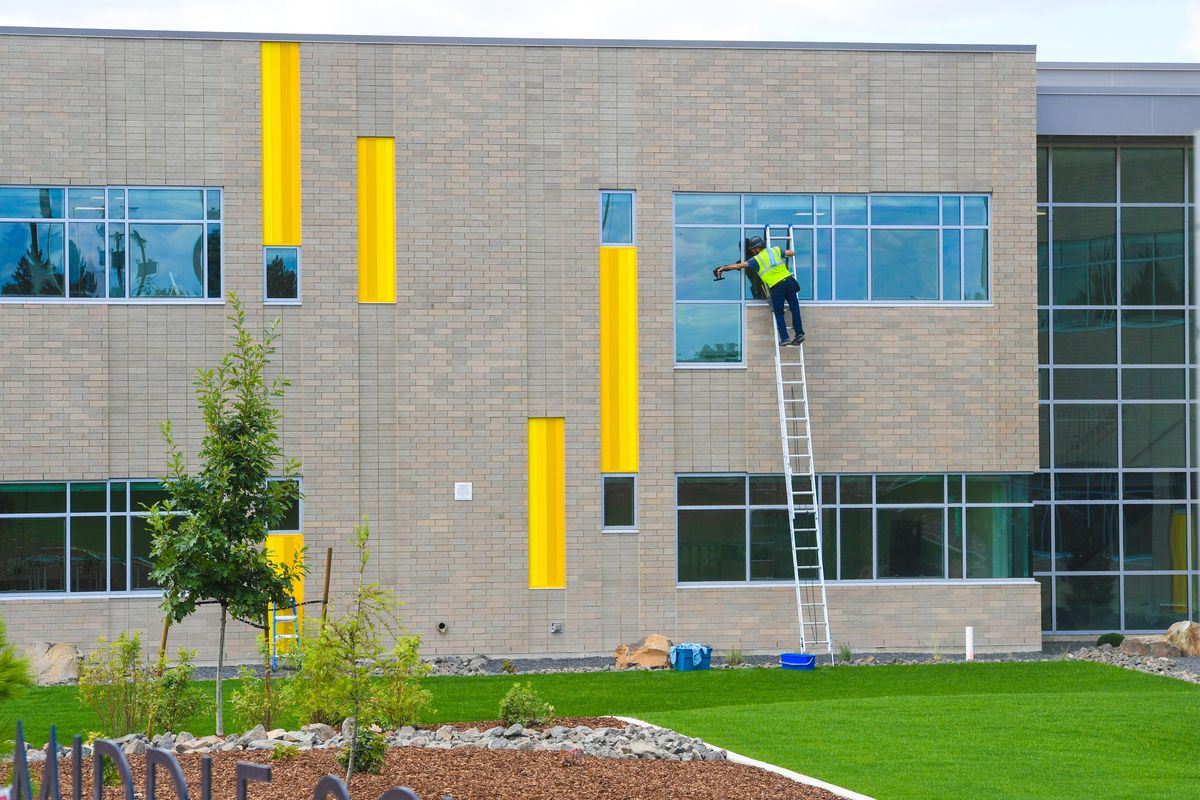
[274,615,297,622]
[275,634,299,640]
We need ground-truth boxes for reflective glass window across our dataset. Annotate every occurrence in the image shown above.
[840,476,872,504]
[127,189,204,220]
[107,189,125,219]
[600,191,634,245]
[748,475,786,506]
[876,475,943,505]
[839,508,873,579]
[1053,404,1118,468]
[678,476,744,506]
[207,224,221,299]
[0,518,66,592]
[675,228,742,301]
[206,190,221,220]
[942,195,961,226]
[109,483,127,513]
[1039,405,1050,470]
[744,194,811,225]
[1036,575,1053,630]
[1031,505,1052,572]
[1123,472,1187,500]
[1038,310,1049,364]
[749,509,793,580]
[677,509,745,581]
[602,476,636,529]
[1124,574,1188,630]
[675,194,739,224]
[965,475,1029,504]
[943,228,962,301]
[1037,212,1048,306]
[0,483,66,514]
[948,507,963,578]
[109,517,127,592]
[70,516,108,593]
[129,481,169,510]
[1053,368,1116,400]
[834,195,866,226]
[1056,575,1119,631]
[871,230,938,300]
[0,188,63,218]
[869,195,939,226]
[0,222,64,297]
[1122,403,1186,468]
[1052,148,1116,203]
[965,507,1031,578]
[109,225,127,298]
[265,247,300,301]
[69,222,106,298]
[1121,207,1184,306]
[269,479,302,532]
[791,228,814,300]
[1052,309,1117,364]
[877,508,943,578]
[128,224,205,298]
[1036,148,1048,204]
[947,475,963,503]
[129,516,159,589]
[1052,207,1116,306]
[834,228,867,300]
[1121,310,1185,365]
[1121,148,1185,203]
[963,229,988,301]
[816,228,832,301]
[1055,472,1118,501]
[675,303,741,363]
[962,197,989,227]
[70,482,108,514]
[1123,504,1188,570]
[1054,504,1120,571]
[67,187,105,219]
[815,196,832,225]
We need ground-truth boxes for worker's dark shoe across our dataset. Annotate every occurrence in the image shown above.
[778,338,791,347]
[792,334,806,345]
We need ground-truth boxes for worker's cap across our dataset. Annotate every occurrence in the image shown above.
[745,235,765,253]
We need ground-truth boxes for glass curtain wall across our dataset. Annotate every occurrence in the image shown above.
[1037,143,1199,632]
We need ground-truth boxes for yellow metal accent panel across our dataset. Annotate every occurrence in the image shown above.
[528,418,566,589]
[358,137,396,303]
[600,247,639,473]
[265,533,305,652]
[260,42,301,246]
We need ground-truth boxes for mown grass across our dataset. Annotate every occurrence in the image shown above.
[4,661,1198,799]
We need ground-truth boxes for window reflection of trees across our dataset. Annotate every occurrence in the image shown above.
[1,222,63,297]
[266,254,297,298]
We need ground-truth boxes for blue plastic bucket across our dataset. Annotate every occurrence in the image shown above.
[670,643,712,672]
[780,652,816,670]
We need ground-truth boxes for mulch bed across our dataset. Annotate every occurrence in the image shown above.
[15,740,841,800]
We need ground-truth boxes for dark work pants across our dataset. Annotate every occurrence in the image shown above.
[769,275,804,342]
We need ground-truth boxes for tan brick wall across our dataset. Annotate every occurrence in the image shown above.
[0,34,1039,662]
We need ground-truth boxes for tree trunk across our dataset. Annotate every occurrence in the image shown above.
[216,604,227,736]
[263,610,272,729]
[344,711,356,783]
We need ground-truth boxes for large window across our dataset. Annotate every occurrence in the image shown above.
[674,192,991,364]
[0,479,299,595]
[1037,143,1199,632]
[676,474,1030,584]
[0,187,222,301]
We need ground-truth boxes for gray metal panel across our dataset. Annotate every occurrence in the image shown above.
[0,24,1036,52]
[1037,93,1200,136]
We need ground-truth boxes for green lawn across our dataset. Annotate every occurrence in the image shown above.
[4,662,1198,799]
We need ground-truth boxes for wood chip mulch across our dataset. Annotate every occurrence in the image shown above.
[22,743,842,800]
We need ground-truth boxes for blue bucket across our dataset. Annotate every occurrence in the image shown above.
[780,652,816,670]
[670,643,712,672]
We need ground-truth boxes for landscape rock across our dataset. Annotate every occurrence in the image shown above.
[1148,639,1182,658]
[301,723,337,743]
[341,717,357,740]
[122,739,147,757]
[1118,637,1149,656]
[240,725,267,745]
[1166,620,1200,656]
[614,634,673,669]
[266,728,288,740]
[21,642,82,685]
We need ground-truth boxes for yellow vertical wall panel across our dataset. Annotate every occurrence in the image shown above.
[528,418,566,589]
[265,533,304,651]
[260,42,301,246]
[600,247,639,473]
[358,137,396,303]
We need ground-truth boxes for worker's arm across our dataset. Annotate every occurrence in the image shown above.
[713,261,750,276]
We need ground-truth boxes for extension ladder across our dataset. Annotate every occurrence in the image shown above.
[764,225,835,665]
[270,596,301,670]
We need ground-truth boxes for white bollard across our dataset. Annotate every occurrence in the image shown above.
[965,626,975,661]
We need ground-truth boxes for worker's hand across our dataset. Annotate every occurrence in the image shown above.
[712,266,724,281]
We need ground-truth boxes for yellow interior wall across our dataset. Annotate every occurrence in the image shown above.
[528,418,566,589]
[260,42,301,246]
[600,246,639,473]
[357,137,396,303]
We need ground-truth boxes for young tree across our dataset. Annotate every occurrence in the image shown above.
[147,293,304,735]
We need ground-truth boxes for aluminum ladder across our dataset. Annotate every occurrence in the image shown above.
[270,596,301,670]
[764,225,835,665]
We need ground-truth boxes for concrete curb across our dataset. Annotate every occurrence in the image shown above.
[613,716,876,800]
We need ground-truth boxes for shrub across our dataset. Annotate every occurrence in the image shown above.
[724,647,745,667]
[370,636,433,729]
[0,614,31,758]
[270,743,300,762]
[499,682,554,726]
[78,632,209,737]
[1096,633,1125,648]
[335,729,384,775]
[837,642,854,663]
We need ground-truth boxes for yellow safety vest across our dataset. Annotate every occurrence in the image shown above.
[751,246,791,289]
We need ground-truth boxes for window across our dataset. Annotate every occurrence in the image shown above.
[600,191,634,245]
[0,478,300,595]
[674,193,991,364]
[0,186,222,301]
[677,473,1032,584]
[602,475,636,530]
[264,247,300,302]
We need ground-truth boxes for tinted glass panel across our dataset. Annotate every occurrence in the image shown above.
[749,509,792,580]
[869,195,939,226]
[876,475,942,505]
[839,508,872,579]
[1123,472,1187,500]
[206,190,221,220]
[1054,504,1120,570]
[1037,148,1048,204]
[0,222,64,297]
[791,228,813,300]
[962,196,988,227]
[128,224,204,298]
[962,229,988,301]
[1121,148,1185,203]
[1038,310,1049,364]
[877,508,943,578]
[965,507,1031,578]
[1039,405,1050,469]
[675,228,742,301]
[67,187,105,219]
[127,189,204,220]
[840,476,871,504]
[1037,212,1048,306]
[0,188,63,218]
[834,195,866,226]
[834,228,867,300]
[748,475,786,506]
[130,516,159,589]
[676,303,741,363]
[270,479,302,532]
[1121,310,1184,365]
[1121,207,1184,306]
[1052,207,1116,306]
[70,482,108,514]
[942,195,961,226]
[965,475,1029,504]
[0,518,65,592]
[1052,148,1115,203]
[948,507,963,578]
[130,481,169,510]
[70,516,108,593]
[1122,403,1186,468]
[872,230,938,300]
[675,194,739,225]
[0,483,66,514]
[1124,574,1188,630]
[207,224,221,299]
[1036,575,1053,631]
[109,516,127,592]
[602,476,635,528]
[109,225,127,298]
[744,194,811,225]
[600,192,634,244]
[1054,368,1116,400]
[109,483,127,513]
[1123,504,1188,570]
[1053,404,1118,468]
[1056,575,1119,631]
[947,475,963,503]
[1052,309,1116,364]
[1032,504,1052,572]
[677,509,745,581]
[678,476,744,506]
[942,228,961,301]
[816,228,832,301]
[107,190,125,219]
[1056,472,1118,501]
[265,247,299,300]
[69,222,106,298]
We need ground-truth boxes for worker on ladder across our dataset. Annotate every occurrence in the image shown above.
[713,235,806,347]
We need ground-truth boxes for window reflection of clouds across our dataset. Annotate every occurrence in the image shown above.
[127,189,204,220]
[871,230,938,300]
[129,224,204,297]
[674,228,742,301]
[676,303,741,363]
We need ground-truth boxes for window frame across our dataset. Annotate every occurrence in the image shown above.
[601,474,638,533]
[599,190,636,246]
[263,246,302,305]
